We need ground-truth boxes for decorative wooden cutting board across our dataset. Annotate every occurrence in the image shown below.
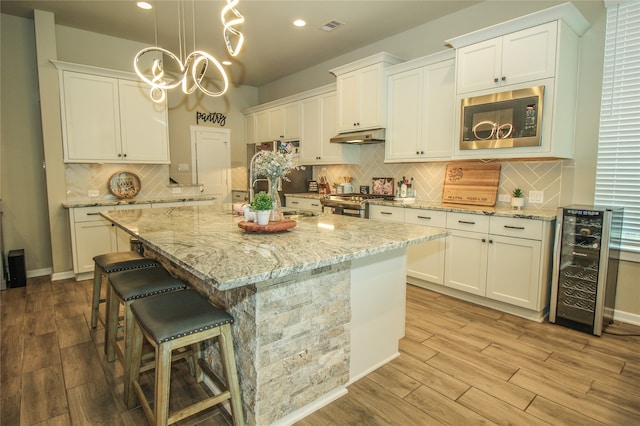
[238,219,297,233]
[442,162,501,206]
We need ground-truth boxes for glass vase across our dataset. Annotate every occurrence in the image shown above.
[269,177,282,221]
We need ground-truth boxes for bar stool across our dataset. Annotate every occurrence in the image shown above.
[107,266,187,402]
[128,289,244,426]
[91,252,159,329]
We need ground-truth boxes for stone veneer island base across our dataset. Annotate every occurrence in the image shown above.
[102,205,447,425]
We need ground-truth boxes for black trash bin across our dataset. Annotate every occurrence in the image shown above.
[8,249,26,288]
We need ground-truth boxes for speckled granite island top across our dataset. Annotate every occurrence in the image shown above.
[62,195,216,208]
[101,204,448,291]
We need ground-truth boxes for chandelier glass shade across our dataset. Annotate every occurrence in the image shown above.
[134,0,244,103]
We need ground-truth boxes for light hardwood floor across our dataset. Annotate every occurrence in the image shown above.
[1,276,639,425]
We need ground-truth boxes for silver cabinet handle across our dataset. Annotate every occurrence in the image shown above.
[458,220,475,225]
[504,225,525,230]
[417,216,432,220]
[291,201,299,205]
[87,212,101,216]
[311,203,319,207]
[381,212,393,215]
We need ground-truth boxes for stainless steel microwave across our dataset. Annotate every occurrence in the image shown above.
[459,85,544,150]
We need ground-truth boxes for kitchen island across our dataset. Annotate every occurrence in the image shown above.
[101,204,448,425]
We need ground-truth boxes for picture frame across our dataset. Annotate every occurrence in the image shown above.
[371,177,394,195]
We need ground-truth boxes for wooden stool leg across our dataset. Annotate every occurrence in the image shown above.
[190,343,203,382]
[123,300,135,403]
[91,268,103,329]
[155,343,173,426]
[106,285,119,362]
[219,325,244,426]
[127,320,144,410]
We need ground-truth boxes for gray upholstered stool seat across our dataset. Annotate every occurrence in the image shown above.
[91,251,159,329]
[128,289,244,426]
[106,266,187,403]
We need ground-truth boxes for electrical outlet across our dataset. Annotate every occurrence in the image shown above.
[498,194,510,202]
[171,187,182,194]
[178,163,189,172]
[88,190,99,197]
[529,190,544,204]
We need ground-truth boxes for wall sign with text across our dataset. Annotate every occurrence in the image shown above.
[196,111,226,126]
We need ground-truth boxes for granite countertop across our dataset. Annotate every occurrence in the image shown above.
[101,204,448,291]
[284,192,325,199]
[368,199,557,221]
[62,195,216,208]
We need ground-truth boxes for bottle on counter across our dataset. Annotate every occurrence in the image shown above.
[400,182,407,198]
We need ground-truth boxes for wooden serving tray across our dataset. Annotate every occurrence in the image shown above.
[442,162,501,206]
[238,219,297,233]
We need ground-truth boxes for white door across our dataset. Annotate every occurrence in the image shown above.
[190,126,231,203]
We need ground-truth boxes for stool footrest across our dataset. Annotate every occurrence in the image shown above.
[168,391,231,425]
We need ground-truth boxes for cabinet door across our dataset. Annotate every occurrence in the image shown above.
[357,63,384,129]
[422,59,455,159]
[255,110,270,142]
[407,238,446,285]
[336,71,359,131]
[486,235,541,309]
[456,38,502,93]
[118,80,169,163]
[386,68,422,161]
[444,229,488,296]
[501,22,557,87]
[75,220,117,274]
[268,107,285,140]
[300,97,323,163]
[319,93,346,163]
[283,102,301,140]
[62,71,120,162]
[368,205,405,223]
[245,113,256,144]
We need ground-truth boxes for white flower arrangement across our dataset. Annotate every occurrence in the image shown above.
[253,150,302,181]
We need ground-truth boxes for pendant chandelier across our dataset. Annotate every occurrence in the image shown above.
[134,0,245,103]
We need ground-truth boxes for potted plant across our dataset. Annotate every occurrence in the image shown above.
[511,188,525,209]
[251,191,273,225]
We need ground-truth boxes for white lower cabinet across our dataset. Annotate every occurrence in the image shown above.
[285,196,323,212]
[370,205,553,315]
[69,206,117,274]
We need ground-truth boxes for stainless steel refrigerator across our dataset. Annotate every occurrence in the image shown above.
[550,205,624,335]
[247,142,312,206]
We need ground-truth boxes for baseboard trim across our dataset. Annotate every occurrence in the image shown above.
[348,352,400,386]
[613,309,640,327]
[27,267,52,278]
[51,270,76,281]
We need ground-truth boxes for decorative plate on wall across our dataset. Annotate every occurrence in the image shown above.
[109,171,141,199]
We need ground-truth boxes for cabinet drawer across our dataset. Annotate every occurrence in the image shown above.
[286,197,323,212]
[73,206,114,223]
[115,203,152,210]
[446,212,490,233]
[405,209,447,228]
[489,216,543,240]
[232,191,248,202]
[368,205,405,223]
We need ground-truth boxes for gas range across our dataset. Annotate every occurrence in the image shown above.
[320,193,387,218]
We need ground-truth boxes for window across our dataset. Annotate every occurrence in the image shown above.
[595,0,640,254]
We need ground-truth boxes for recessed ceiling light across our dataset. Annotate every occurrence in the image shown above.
[293,19,306,27]
[137,1,152,10]
[222,60,232,66]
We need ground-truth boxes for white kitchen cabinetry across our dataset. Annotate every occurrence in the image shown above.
[245,113,256,144]
[405,209,447,286]
[385,52,455,162]
[455,22,557,94]
[368,205,405,223]
[69,206,117,274]
[331,52,403,132]
[444,212,491,295]
[285,196,323,213]
[57,64,169,164]
[254,102,300,142]
[300,92,358,165]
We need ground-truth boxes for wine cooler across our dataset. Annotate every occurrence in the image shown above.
[550,206,623,336]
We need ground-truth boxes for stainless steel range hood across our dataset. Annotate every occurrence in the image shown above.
[330,128,385,144]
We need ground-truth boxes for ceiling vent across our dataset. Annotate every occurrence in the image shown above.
[320,20,345,32]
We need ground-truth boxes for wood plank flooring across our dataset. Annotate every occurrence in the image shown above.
[1,277,639,425]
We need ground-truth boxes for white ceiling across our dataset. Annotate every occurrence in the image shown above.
[1,0,481,87]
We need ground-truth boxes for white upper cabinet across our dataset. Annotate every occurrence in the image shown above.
[331,52,404,133]
[252,102,301,142]
[300,91,358,165]
[56,62,169,164]
[456,22,558,94]
[385,52,455,162]
[245,113,256,144]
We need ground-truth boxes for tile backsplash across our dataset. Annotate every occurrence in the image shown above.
[312,144,574,210]
[65,164,203,201]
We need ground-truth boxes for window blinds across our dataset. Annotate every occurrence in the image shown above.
[595,0,640,252]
